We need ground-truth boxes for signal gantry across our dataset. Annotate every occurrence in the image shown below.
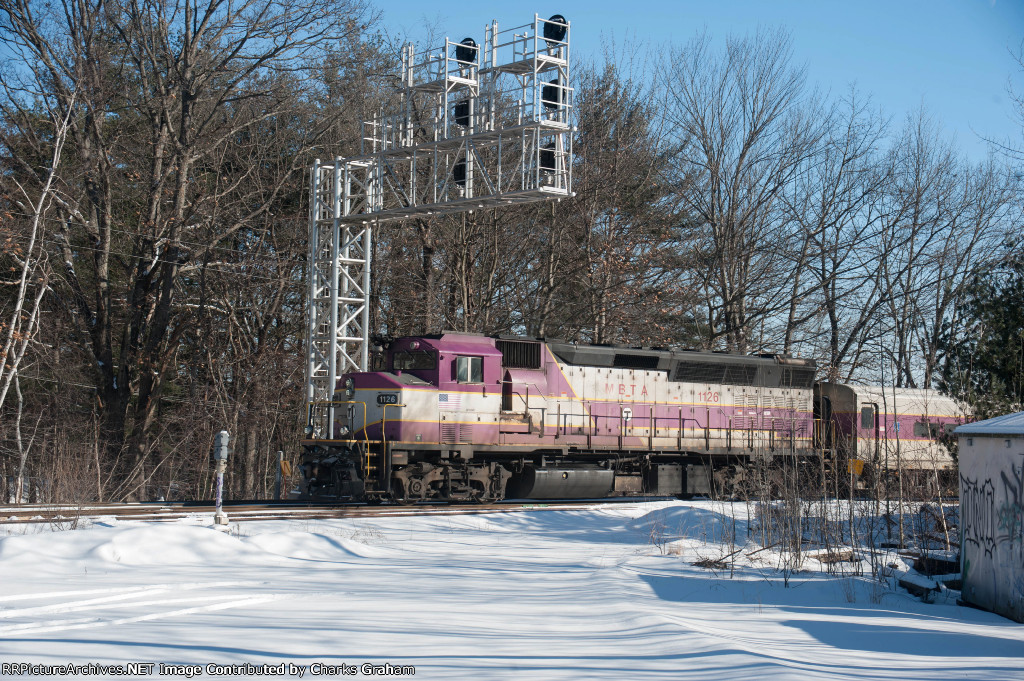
[306,14,575,438]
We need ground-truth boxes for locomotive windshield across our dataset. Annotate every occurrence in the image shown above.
[392,349,437,371]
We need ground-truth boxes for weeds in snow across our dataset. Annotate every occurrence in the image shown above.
[645,511,670,555]
[345,524,387,544]
[318,523,389,545]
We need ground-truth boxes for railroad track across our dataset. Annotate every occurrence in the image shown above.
[0,497,673,525]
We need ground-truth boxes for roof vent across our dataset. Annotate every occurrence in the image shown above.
[613,354,660,370]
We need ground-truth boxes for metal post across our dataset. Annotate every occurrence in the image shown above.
[328,159,342,438]
[361,224,372,371]
[214,431,229,526]
[305,159,320,414]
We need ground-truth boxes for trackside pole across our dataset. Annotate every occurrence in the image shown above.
[274,450,284,500]
[214,430,230,526]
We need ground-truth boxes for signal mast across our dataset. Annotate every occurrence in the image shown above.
[305,14,575,438]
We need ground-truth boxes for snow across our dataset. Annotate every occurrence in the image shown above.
[2,501,1023,680]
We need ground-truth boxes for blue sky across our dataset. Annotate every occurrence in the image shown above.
[373,0,1024,162]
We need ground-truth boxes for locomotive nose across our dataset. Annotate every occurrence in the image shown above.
[331,375,359,439]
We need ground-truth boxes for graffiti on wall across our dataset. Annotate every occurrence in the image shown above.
[961,475,998,557]
[999,458,1024,547]
[963,455,1024,564]
[962,452,1024,620]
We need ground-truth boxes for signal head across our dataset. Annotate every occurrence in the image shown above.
[544,15,567,45]
[455,37,478,64]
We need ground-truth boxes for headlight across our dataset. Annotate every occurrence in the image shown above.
[344,378,355,399]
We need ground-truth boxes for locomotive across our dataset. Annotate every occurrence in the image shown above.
[299,332,823,501]
[299,333,967,501]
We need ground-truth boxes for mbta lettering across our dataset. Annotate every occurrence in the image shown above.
[601,384,720,403]
[604,383,649,398]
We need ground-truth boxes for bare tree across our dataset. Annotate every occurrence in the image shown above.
[0,83,77,501]
[0,0,376,499]
[782,91,891,377]
[912,158,1017,388]
[874,112,1016,387]
[0,98,74,414]
[499,55,684,345]
[986,39,1024,168]
[662,29,825,352]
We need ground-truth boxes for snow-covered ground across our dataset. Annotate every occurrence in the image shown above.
[1,501,1023,680]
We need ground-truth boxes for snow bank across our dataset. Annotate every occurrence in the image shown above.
[243,530,399,560]
[0,525,273,569]
[0,501,1022,680]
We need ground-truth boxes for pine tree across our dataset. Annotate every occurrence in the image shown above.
[938,250,1024,419]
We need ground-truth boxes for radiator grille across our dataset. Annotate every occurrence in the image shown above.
[673,361,758,386]
[441,423,458,443]
[673,361,726,384]
[497,340,542,369]
[783,367,816,388]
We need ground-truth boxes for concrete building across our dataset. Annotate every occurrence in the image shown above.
[956,411,1024,622]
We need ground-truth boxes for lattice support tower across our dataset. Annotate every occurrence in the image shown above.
[306,14,574,437]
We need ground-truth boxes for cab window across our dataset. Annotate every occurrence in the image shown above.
[393,350,436,371]
[456,356,483,383]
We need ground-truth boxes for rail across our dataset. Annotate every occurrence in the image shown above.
[496,391,817,453]
[0,497,679,524]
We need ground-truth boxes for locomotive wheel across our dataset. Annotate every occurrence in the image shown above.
[408,478,425,498]
[390,479,415,506]
[469,480,489,504]
[393,475,427,504]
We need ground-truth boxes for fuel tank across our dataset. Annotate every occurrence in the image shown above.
[506,467,615,499]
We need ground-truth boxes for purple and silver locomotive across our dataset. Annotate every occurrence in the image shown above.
[299,333,818,502]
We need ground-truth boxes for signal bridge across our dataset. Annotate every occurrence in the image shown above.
[306,14,575,438]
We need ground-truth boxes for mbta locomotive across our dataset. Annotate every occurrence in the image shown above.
[299,333,967,501]
[299,332,824,501]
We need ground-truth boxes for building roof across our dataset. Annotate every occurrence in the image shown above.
[955,411,1024,435]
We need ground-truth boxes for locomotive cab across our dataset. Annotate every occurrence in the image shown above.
[301,335,509,500]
